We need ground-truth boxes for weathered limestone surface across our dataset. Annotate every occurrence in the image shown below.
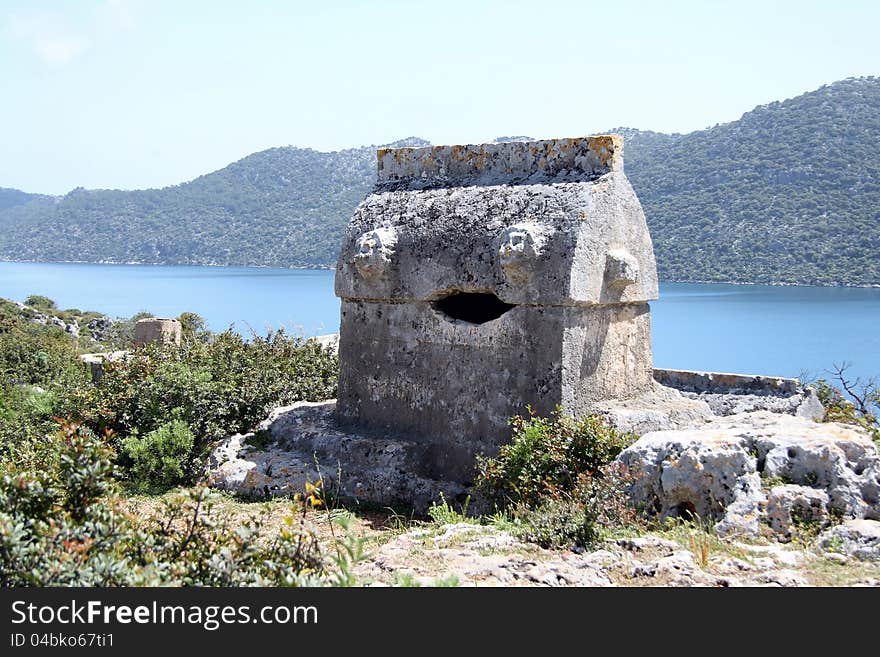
[13,299,80,338]
[335,136,659,480]
[654,368,801,395]
[134,317,181,346]
[654,368,824,420]
[766,485,831,539]
[594,382,713,435]
[617,411,880,537]
[206,401,467,510]
[355,524,865,587]
[818,519,880,561]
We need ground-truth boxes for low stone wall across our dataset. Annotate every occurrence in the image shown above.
[79,351,128,383]
[653,368,801,395]
[653,368,823,420]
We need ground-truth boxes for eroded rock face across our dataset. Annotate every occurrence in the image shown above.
[818,519,880,561]
[594,382,714,435]
[653,368,824,421]
[617,411,880,537]
[86,316,113,343]
[766,485,830,540]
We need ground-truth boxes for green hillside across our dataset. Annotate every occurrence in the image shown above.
[0,187,45,211]
[1,78,878,285]
[618,76,880,285]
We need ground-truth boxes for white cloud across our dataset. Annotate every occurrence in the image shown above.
[33,33,91,65]
[7,9,90,65]
[95,0,138,34]
[6,1,139,67]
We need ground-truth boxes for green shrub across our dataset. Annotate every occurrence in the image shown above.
[515,494,598,549]
[0,300,85,472]
[0,421,360,586]
[512,464,640,549]
[60,328,338,485]
[122,419,195,491]
[0,318,83,387]
[475,409,640,549]
[476,407,636,508]
[177,312,211,343]
[427,493,473,525]
[0,385,60,474]
[24,295,57,311]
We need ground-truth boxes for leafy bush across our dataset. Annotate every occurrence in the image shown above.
[512,465,639,549]
[1,294,338,490]
[0,299,86,472]
[0,301,83,387]
[178,312,211,343]
[61,329,338,486]
[0,421,360,586]
[23,295,57,311]
[122,419,195,491]
[475,409,639,549]
[427,493,473,525]
[476,407,636,508]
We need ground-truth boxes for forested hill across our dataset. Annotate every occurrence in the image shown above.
[0,188,46,211]
[0,137,428,268]
[0,77,878,285]
[618,76,880,286]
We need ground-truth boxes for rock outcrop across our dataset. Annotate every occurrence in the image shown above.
[653,368,824,420]
[617,411,880,537]
[206,401,468,511]
[86,316,114,343]
[818,519,880,561]
[12,300,80,338]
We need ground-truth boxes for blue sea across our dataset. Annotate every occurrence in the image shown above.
[2,261,879,382]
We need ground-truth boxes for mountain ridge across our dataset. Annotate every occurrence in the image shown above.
[1,76,878,285]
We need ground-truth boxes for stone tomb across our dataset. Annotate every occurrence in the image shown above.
[335,136,658,480]
[134,317,182,346]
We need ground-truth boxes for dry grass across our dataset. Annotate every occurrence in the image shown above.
[123,490,398,552]
[803,554,880,586]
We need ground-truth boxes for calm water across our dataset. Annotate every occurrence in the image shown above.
[2,261,879,381]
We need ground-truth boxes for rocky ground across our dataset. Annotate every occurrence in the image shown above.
[126,494,880,586]
[202,372,880,586]
[356,521,880,587]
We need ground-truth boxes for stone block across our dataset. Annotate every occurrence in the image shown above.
[134,317,181,346]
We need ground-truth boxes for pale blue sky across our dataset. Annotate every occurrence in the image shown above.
[1,0,877,195]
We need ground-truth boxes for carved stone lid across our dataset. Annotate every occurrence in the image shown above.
[336,136,658,307]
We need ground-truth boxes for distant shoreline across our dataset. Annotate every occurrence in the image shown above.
[1,259,878,289]
[0,259,335,271]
